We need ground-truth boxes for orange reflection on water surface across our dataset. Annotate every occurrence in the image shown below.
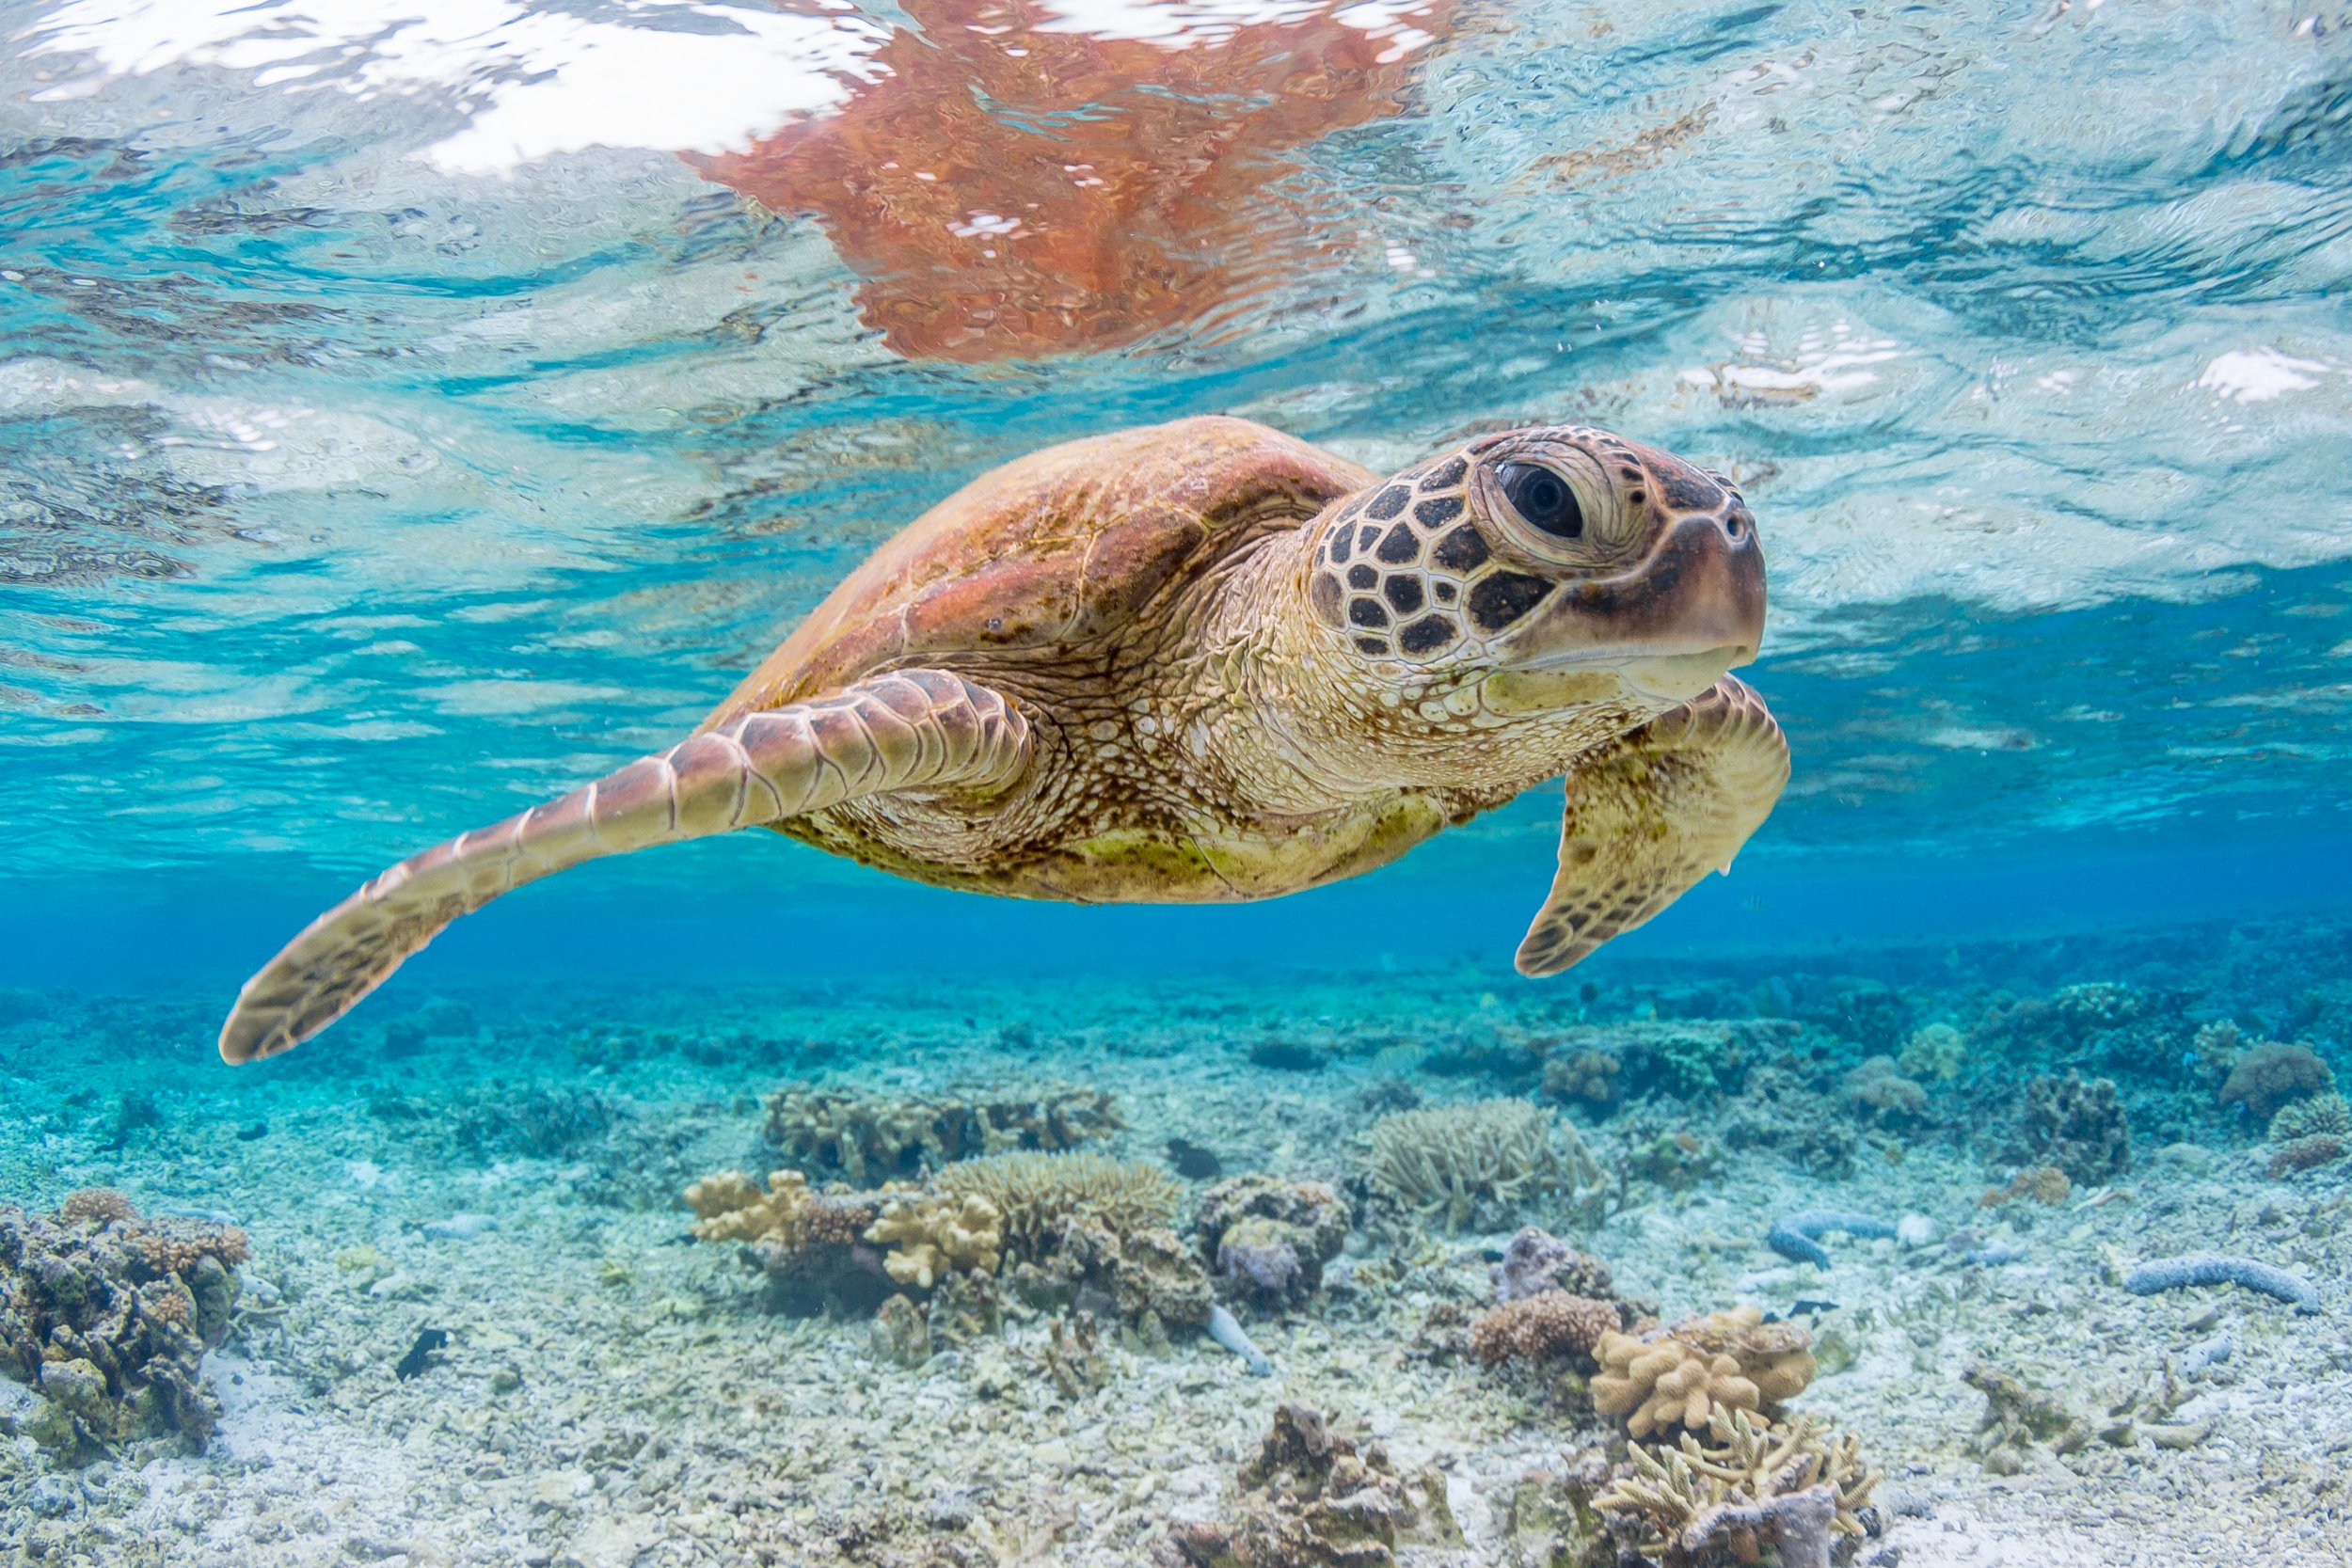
[692,0,1454,362]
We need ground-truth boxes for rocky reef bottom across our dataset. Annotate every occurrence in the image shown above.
[0,912,2348,1567]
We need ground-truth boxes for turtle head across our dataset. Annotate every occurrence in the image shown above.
[1303,424,1764,710]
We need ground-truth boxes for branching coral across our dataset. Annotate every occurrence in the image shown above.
[938,1150,1179,1258]
[1592,1307,1816,1440]
[1596,1409,1877,1568]
[0,1195,247,1455]
[1363,1099,1604,1233]
[2268,1090,2351,1143]
[866,1191,1003,1289]
[1470,1292,1620,1370]
[763,1083,1120,1184]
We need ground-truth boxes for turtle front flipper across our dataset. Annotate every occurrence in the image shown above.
[218,671,1030,1063]
[1515,676,1788,977]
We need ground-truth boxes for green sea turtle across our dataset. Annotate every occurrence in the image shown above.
[220,417,1786,1062]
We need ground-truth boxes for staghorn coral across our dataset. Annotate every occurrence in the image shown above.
[1596,1409,1878,1568]
[763,1082,1120,1185]
[1157,1402,1459,1568]
[1363,1099,1604,1233]
[0,1195,246,1456]
[2268,1134,2348,1179]
[866,1191,1003,1290]
[1470,1292,1620,1370]
[2218,1041,2334,1123]
[1592,1307,1816,1440]
[2271,1091,2352,1143]
[1490,1225,1613,1305]
[939,1150,1180,1259]
[1195,1176,1349,1311]
[1979,1165,2072,1208]
[2022,1072,2129,1181]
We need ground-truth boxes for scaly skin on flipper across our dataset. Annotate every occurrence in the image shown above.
[1514,675,1789,977]
[216,672,1029,1062]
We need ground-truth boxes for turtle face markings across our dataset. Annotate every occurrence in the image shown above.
[1312,424,1766,696]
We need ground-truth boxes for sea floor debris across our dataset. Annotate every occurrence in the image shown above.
[0,928,2349,1565]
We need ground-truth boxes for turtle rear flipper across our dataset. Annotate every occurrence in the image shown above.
[217,671,1030,1063]
[1514,675,1788,977]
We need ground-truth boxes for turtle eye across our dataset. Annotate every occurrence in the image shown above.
[1496,462,1582,539]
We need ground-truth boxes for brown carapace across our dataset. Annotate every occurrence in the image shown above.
[219,416,1787,1063]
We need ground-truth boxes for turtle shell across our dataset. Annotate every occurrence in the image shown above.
[702,415,1375,724]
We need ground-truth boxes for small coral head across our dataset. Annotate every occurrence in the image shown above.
[1305,425,1764,704]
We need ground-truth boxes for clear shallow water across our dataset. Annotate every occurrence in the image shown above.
[6,10,2352,1565]
[3,0,2350,951]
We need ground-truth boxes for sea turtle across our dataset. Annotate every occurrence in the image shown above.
[219,416,1787,1063]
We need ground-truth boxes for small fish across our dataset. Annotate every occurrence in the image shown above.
[1764,1298,1840,1323]
[1740,895,1769,912]
[1167,1138,1223,1180]
[394,1327,450,1381]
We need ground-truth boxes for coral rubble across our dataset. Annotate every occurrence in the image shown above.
[0,1191,247,1456]
[1363,1098,1605,1233]
[1157,1402,1458,1568]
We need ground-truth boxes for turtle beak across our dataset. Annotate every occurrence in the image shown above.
[1503,499,1765,702]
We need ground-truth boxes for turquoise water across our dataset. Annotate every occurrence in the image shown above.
[4,4,2352,1565]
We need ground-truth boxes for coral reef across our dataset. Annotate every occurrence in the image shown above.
[938,1150,1179,1257]
[1363,1099,1605,1233]
[1195,1176,1350,1311]
[2217,1041,2333,1123]
[1721,1069,1856,1178]
[1592,1307,1816,1440]
[1596,1409,1878,1568]
[1490,1225,1613,1304]
[763,1082,1120,1184]
[2122,1253,2323,1314]
[682,1170,891,1315]
[1469,1292,1620,1370]
[2022,1072,2130,1181]
[2267,1134,2347,1178]
[866,1190,1003,1289]
[1157,1402,1458,1568]
[1839,1056,1928,1127]
[1046,1310,1112,1396]
[1543,1047,1622,1106]
[1766,1211,1897,1269]
[2270,1091,2351,1142]
[1896,1022,1965,1082]
[1979,1166,2072,1208]
[0,1192,247,1455]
